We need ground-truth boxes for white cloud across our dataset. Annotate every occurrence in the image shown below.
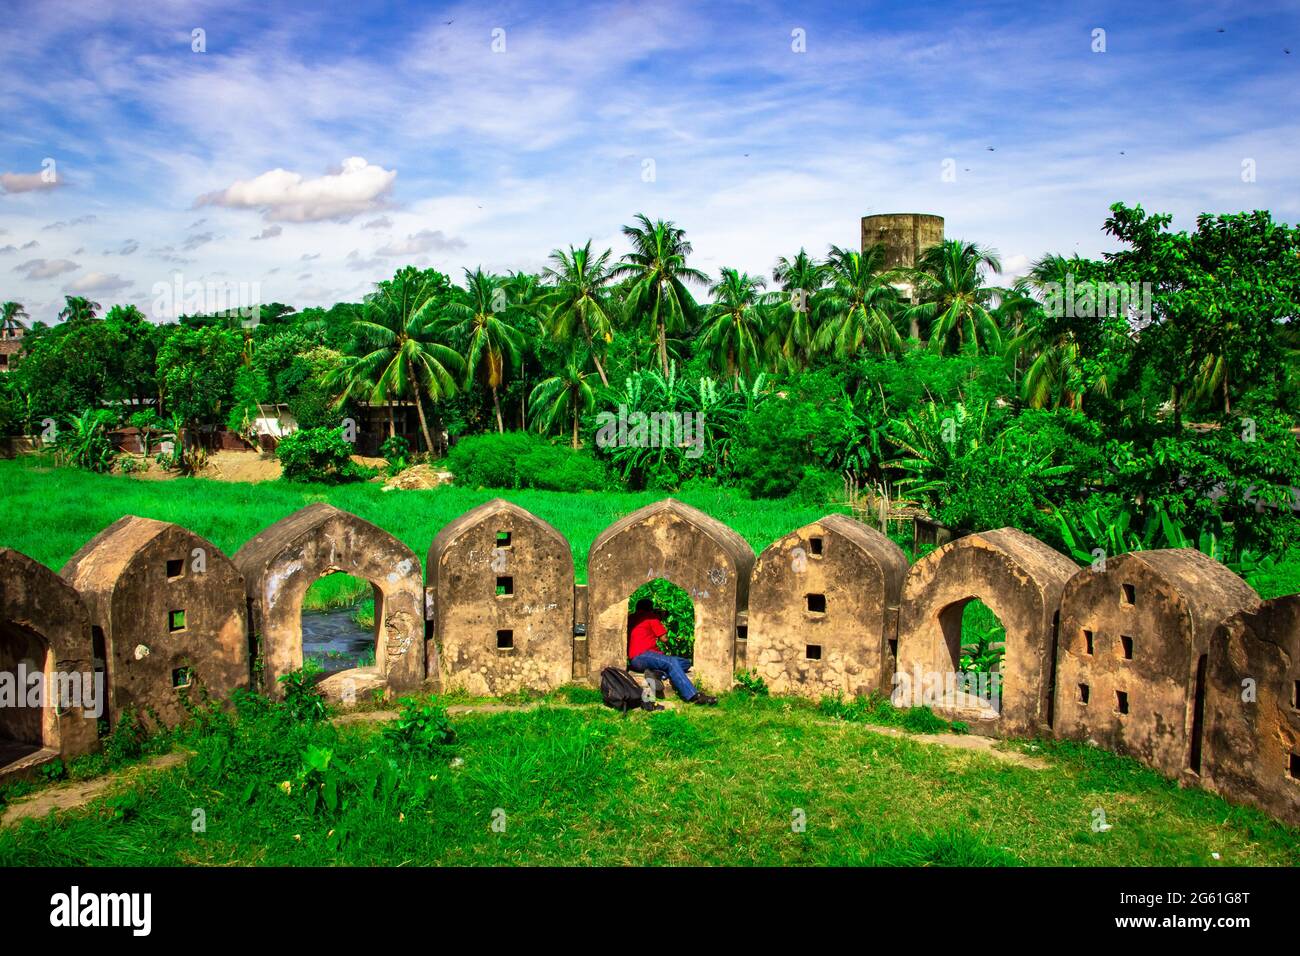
[43,215,96,230]
[361,216,392,230]
[69,272,132,294]
[374,228,465,257]
[15,258,79,279]
[252,225,283,240]
[0,169,62,193]
[197,157,396,223]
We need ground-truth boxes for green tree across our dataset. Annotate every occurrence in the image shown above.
[541,241,618,386]
[770,249,825,370]
[905,240,1007,355]
[1,301,28,335]
[442,268,525,433]
[529,361,596,448]
[58,296,101,324]
[698,268,769,386]
[613,214,707,376]
[813,244,902,358]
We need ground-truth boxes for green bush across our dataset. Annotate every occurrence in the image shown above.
[381,696,456,756]
[447,431,605,491]
[277,426,356,483]
[627,578,695,657]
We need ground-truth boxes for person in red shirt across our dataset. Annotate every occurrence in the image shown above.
[626,599,717,705]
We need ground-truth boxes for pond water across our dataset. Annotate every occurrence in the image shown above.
[301,607,374,673]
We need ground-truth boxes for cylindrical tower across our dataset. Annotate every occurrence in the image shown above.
[860,213,945,269]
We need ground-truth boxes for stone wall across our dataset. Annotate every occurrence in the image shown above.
[3,500,1299,826]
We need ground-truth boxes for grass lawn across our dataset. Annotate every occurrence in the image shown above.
[0,456,846,608]
[1,691,1296,866]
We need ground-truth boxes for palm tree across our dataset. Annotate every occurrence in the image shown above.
[341,266,464,453]
[1009,255,1115,410]
[541,241,618,386]
[529,361,597,448]
[698,268,769,386]
[613,214,707,376]
[904,240,1007,355]
[59,295,101,324]
[442,268,525,433]
[769,250,824,370]
[812,245,902,358]
[1,301,28,336]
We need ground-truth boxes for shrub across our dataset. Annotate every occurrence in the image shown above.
[732,669,769,696]
[381,696,456,756]
[278,660,329,721]
[628,579,695,657]
[447,431,605,491]
[277,426,355,483]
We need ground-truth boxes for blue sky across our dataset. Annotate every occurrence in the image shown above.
[1,0,1297,320]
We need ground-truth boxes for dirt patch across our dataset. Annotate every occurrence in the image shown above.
[383,464,454,491]
[1,751,189,827]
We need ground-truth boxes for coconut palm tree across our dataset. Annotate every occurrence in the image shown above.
[442,267,525,433]
[769,249,825,370]
[58,295,101,324]
[812,244,902,358]
[529,361,597,448]
[904,240,1007,355]
[340,266,464,453]
[698,268,769,386]
[613,214,707,376]
[541,241,618,386]
[1,301,28,336]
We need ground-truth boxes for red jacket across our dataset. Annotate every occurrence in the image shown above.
[628,610,667,658]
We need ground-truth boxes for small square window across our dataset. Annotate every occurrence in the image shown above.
[166,558,184,579]
[495,576,514,597]
[809,537,823,556]
[1120,635,1134,660]
[1083,629,1094,655]
[1292,680,1300,709]
[172,667,194,689]
[496,629,514,650]
[1122,583,1136,606]
[1290,753,1300,780]
[496,530,512,547]
[806,644,822,661]
[735,625,748,642]
[806,593,826,614]
[168,609,186,632]
[888,638,898,660]
[1078,683,1090,704]
[1116,690,1129,715]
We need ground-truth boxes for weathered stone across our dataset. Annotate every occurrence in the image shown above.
[1054,549,1259,780]
[0,549,99,781]
[427,499,575,696]
[234,504,423,699]
[895,528,1077,737]
[1202,595,1300,824]
[60,516,248,730]
[586,499,754,691]
[747,515,907,698]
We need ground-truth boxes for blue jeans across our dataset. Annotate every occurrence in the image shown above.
[628,651,697,701]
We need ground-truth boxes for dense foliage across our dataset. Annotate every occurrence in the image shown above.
[1,200,1296,568]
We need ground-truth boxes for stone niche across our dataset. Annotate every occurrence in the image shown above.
[1200,595,1300,823]
[1054,549,1259,780]
[747,515,908,698]
[0,549,99,781]
[427,498,575,696]
[586,499,755,692]
[895,528,1077,737]
[61,516,248,730]
[234,503,424,700]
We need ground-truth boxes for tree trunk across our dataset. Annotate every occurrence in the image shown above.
[572,405,579,449]
[657,320,669,377]
[387,402,396,440]
[492,387,504,433]
[1223,366,1231,415]
[406,360,435,453]
[584,325,610,387]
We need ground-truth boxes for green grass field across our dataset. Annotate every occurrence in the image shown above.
[2,691,1296,866]
[0,457,848,608]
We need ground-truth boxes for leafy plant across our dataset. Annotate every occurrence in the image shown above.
[381,696,457,756]
[732,669,769,696]
[278,661,329,722]
[628,578,695,657]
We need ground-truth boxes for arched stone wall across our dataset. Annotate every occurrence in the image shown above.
[1054,549,1260,780]
[747,515,907,697]
[0,548,99,780]
[235,503,424,699]
[1203,595,1300,825]
[61,516,248,730]
[586,499,754,692]
[894,528,1076,737]
[427,499,575,695]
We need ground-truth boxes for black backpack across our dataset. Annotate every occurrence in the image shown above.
[600,667,652,712]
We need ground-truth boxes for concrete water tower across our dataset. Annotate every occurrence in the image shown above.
[860,213,945,270]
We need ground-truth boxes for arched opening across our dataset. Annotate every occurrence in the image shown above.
[0,621,54,771]
[626,579,700,697]
[300,573,384,682]
[936,597,1006,719]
